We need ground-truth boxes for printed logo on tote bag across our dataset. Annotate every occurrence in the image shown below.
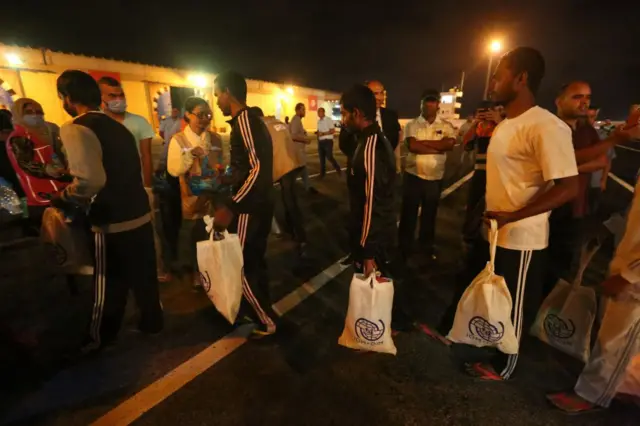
[355,318,385,344]
[544,314,576,339]
[468,316,504,343]
[200,271,212,293]
[45,242,68,265]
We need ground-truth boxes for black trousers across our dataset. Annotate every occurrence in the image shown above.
[438,238,545,379]
[543,207,583,299]
[228,208,278,330]
[462,171,486,244]
[159,174,182,263]
[398,172,442,257]
[318,139,341,177]
[278,167,307,244]
[87,222,163,347]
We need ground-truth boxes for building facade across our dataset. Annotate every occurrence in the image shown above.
[0,44,340,133]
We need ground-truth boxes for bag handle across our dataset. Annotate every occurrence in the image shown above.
[203,215,229,241]
[487,219,499,271]
[572,242,600,288]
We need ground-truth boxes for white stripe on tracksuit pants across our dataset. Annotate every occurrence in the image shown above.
[460,241,545,378]
[86,222,163,348]
[234,213,276,331]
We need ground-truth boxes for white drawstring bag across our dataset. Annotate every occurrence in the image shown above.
[197,216,244,324]
[530,244,598,362]
[40,207,93,275]
[447,220,519,355]
[338,273,397,355]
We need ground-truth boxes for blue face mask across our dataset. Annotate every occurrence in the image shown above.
[23,114,45,128]
[106,99,127,114]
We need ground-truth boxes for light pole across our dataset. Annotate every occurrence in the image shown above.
[483,40,502,100]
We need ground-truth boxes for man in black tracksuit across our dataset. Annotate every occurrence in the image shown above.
[340,84,413,331]
[56,70,163,352]
[213,71,277,335]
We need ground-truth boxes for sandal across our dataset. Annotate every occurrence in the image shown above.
[546,391,602,414]
[464,362,505,381]
[418,323,452,346]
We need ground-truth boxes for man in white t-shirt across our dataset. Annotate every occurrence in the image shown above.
[98,77,156,189]
[98,77,168,282]
[427,47,580,380]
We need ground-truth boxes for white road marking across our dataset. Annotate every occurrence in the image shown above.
[616,144,640,153]
[90,171,473,426]
[441,172,473,199]
[608,172,636,193]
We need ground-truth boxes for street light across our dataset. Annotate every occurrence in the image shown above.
[484,40,503,99]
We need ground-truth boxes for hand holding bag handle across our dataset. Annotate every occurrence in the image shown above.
[487,219,499,273]
[203,215,228,241]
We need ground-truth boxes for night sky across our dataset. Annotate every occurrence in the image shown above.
[2,0,638,118]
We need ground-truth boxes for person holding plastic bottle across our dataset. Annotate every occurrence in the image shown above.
[167,96,224,288]
[5,98,71,231]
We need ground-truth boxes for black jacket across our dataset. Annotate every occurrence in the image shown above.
[379,107,401,150]
[349,123,396,259]
[339,107,401,171]
[225,108,274,214]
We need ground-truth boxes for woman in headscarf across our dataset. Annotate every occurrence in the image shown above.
[6,98,71,228]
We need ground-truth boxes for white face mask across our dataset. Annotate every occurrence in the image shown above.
[106,99,127,114]
[23,114,45,128]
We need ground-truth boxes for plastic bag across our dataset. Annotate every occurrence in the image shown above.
[338,273,397,355]
[447,219,519,355]
[196,215,244,324]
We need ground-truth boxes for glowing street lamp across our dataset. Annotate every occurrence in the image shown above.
[489,40,502,53]
[484,39,503,100]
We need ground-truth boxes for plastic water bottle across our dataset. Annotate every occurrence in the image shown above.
[0,183,24,216]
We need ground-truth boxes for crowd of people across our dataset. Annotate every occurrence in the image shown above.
[0,45,639,415]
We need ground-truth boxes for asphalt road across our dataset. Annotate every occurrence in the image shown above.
[1,138,639,426]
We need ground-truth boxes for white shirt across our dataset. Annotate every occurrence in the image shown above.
[376,108,383,130]
[167,126,213,177]
[486,106,578,250]
[122,112,155,153]
[404,115,455,181]
[610,178,640,301]
[317,117,334,140]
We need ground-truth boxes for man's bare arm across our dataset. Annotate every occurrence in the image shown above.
[577,154,608,173]
[139,138,154,187]
[488,176,579,227]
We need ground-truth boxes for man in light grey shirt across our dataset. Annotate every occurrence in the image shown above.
[289,102,317,194]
